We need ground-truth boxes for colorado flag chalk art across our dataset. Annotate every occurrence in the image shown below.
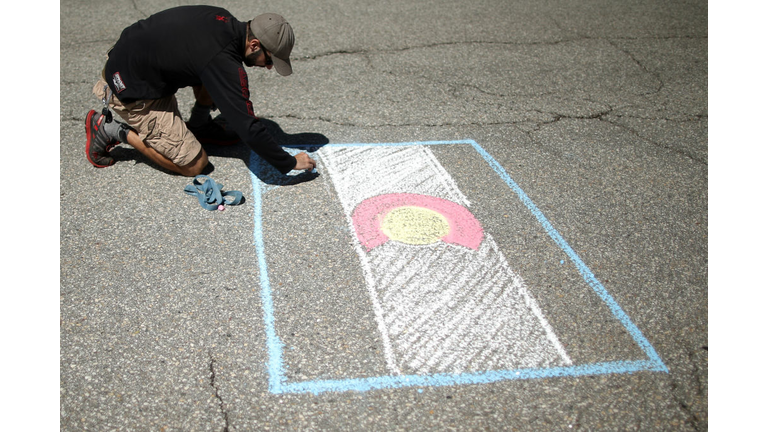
[321,145,571,375]
[250,140,667,395]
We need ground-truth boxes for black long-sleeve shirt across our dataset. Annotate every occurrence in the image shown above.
[104,5,296,173]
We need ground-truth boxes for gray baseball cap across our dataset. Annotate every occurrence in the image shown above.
[251,13,294,76]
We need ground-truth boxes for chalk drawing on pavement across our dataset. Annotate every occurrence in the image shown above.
[352,193,483,250]
[322,145,571,376]
[249,140,668,395]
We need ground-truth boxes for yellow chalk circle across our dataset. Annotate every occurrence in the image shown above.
[381,206,450,246]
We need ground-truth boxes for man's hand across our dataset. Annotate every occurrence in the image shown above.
[294,152,317,171]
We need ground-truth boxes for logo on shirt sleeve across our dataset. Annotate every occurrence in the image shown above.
[112,72,127,93]
[238,67,255,117]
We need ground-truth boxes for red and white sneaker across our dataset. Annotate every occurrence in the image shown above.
[85,110,119,168]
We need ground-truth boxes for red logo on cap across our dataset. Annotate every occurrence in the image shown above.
[215,15,230,22]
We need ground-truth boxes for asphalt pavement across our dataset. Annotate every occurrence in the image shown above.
[59,0,708,430]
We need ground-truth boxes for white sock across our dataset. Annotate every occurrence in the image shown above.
[102,117,128,142]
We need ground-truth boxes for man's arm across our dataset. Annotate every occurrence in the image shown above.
[199,57,313,173]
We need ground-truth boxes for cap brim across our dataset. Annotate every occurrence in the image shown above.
[273,56,292,76]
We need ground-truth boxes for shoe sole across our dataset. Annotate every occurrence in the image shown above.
[85,110,114,168]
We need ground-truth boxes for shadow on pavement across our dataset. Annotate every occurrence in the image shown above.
[110,117,328,186]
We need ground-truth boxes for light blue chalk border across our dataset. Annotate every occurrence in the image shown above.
[249,139,668,395]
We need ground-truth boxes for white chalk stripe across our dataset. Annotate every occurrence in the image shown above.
[489,237,573,365]
[322,149,401,375]
[345,214,402,375]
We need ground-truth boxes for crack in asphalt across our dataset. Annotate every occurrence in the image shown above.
[271,109,707,166]
[63,105,706,168]
[62,34,706,167]
[296,34,706,62]
[667,342,707,431]
[602,116,707,165]
[281,40,706,168]
[208,352,231,432]
[606,40,665,95]
[522,110,706,165]
[130,0,149,18]
[671,378,703,432]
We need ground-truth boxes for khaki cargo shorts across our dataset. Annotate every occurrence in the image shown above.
[92,78,202,167]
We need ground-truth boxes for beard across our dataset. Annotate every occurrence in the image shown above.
[244,48,262,67]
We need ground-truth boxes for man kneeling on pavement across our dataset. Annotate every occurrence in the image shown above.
[85,5,316,176]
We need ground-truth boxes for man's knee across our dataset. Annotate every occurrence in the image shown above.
[178,150,208,177]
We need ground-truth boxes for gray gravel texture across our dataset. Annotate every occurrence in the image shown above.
[60,0,707,430]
